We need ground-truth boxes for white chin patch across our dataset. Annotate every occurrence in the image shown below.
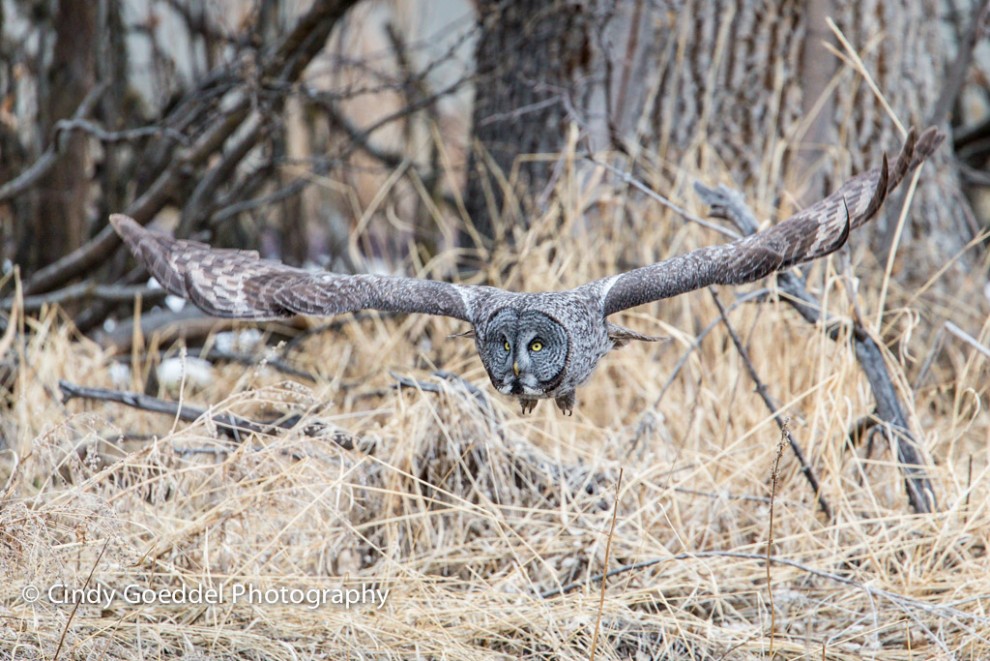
[521,385,541,396]
[498,384,513,395]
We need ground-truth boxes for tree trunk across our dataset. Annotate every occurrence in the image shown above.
[467,0,973,285]
[464,0,601,249]
[33,0,98,270]
[641,0,968,282]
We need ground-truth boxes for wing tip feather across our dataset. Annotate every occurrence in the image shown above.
[109,213,146,247]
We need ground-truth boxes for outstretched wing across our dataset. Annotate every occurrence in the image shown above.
[111,215,487,322]
[595,126,943,316]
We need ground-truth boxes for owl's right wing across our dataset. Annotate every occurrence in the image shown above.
[593,126,943,317]
[111,214,489,322]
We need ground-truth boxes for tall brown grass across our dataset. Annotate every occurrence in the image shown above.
[2,146,988,659]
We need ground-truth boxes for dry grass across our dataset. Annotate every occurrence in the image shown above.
[2,153,990,659]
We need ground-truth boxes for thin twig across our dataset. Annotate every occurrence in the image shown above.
[211,176,312,226]
[766,424,787,655]
[307,73,473,150]
[647,288,770,411]
[628,288,771,456]
[52,117,189,145]
[709,288,832,519]
[202,347,318,382]
[114,347,318,382]
[592,157,739,239]
[391,370,494,414]
[915,321,990,388]
[590,468,623,661]
[53,538,111,661]
[178,116,267,236]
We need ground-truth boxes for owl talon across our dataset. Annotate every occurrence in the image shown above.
[554,393,575,416]
[520,399,538,415]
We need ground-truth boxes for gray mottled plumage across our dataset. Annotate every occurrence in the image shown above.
[111,127,942,415]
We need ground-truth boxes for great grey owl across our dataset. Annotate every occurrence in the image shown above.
[111,127,942,415]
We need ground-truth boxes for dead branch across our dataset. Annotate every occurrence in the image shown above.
[58,379,350,448]
[211,175,312,227]
[1,283,166,313]
[17,0,361,298]
[20,103,250,297]
[391,370,494,414]
[627,287,770,457]
[915,320,990,388]
[304,69,472,214]
[52,118,189,146]
[591,157,738,239]
[202,347,318,382]
[0,84,106,204]
[650,288,770,404]
[177,117,267,236]
[709,288,832,520]
[694,181,937,513]
[928,0,990,125]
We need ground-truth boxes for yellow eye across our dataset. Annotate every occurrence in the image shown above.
[530,340,543,352]
[503,340,511,352]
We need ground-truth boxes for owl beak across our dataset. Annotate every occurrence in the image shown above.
[513,361,520,377]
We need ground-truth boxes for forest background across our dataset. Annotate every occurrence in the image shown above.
[1,1,989,658]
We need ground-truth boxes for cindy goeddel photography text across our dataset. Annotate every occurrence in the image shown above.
[22,581,390,610]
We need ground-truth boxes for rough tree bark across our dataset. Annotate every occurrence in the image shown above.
[33,0,98,269]
[642,0,969,280]
[465,0,602,248]
[466,0,975,283]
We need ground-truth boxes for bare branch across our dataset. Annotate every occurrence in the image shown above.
[58,379,350,447]
[94,306,304,353]
[391,370,495,414]
[0,83,106,204]
[694,181,937,513]
[17,0,361,298]
[709,288,832,519]
[211,176,311,227]
[928,0,990,125]
[592,157,740,239]
[51,118,189,145]
[2,282,166,313]
[19,101,251,296]
[915,320,990,388]
[178,115,267,236]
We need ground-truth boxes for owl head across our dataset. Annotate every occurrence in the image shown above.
[478,308,570,398]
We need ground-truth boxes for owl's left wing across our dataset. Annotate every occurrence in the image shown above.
[110,214,489,322]
[594,126,943,317]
